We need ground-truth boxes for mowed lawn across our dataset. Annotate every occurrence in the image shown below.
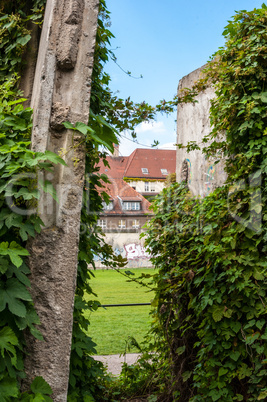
[84,268,156,355]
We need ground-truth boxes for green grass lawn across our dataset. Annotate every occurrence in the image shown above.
[84,268,156,355]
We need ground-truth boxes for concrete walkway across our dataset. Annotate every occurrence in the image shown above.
[93,353,140,376]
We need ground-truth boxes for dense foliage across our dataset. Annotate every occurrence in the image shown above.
[0,81,65,401]
[2,1,266,401]
[138,4,267,401]
[0,0,160,400]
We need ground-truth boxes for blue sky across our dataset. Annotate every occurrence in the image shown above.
[104,0,264,155]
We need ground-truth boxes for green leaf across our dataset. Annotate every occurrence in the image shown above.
[211,305,224,322]
[231,321,242,333]
[176,346,186,355]
[258,390,267,400]
[30,377,52,395]
[260,92,267,103]
[218,367,228,376]
[15,188,40,201]
[0,326,18,362]
[253,268,264,280]
[75,122,94,135]
[237,363,252,379]
[230,350,240,361]
[209,390,222,401]
[0,377,18,400]
[38,180,59,202]
[43,151,67,166]
[0,241,29,267]
[16,35,31,46]
[32,393,47,401]
[14,306,41,331]
[62,121,74,129]
[0,278,32,317]
[182,371,192,382]
[5,213,23,229]
[224,308,233,318]
[0,258,9,274]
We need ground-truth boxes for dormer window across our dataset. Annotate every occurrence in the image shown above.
[102,201,113,210]
[122,201,141,211]
[142,168,149,174]
[161,169,168,175]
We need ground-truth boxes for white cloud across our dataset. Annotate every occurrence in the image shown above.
[119,137,140,156]
[159,142,176,150]
[135,121,166,135]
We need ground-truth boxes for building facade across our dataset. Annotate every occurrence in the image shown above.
[95,148,176,267]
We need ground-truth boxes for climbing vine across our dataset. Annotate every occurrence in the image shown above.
[0,81,66,400]
[136,4,267,401]
[3,1,266,401]
[0,0,167,400]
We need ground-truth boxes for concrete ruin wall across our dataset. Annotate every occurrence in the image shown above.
[176,65,227,196]
[22,0,99,400]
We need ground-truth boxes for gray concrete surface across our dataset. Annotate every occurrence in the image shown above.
[94,353,140,376]
[176,65,227,197]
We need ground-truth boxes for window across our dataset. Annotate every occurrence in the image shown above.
[97,219,107,229]
[130,181,137,190]
[122,202,141,210]
[161,169,168,175]
[144,182,155,192]
[141,168,149,174]
[102,201,113,210]
[131,219,140,229]
[118,219,126,228]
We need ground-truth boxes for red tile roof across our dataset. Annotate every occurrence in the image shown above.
[124,148,176,179]
[98,148,176,180]
[98,156,127,179]
[97,148,176,216]
[100,178,151,215]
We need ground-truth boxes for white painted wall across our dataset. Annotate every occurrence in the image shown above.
[128,179,164,194]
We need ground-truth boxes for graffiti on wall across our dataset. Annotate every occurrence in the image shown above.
[186,158,192,184]
[124,243,151,260]
[93,243,151,267]
[204,164,215,194]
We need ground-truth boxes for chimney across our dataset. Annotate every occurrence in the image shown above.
[113,143,119,157]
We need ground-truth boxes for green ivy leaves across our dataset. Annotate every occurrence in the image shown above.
[143,5,267,400]
[0,83,68,398]
[63,115,119,153]
[0,278,32,317]
[0,241,29,268]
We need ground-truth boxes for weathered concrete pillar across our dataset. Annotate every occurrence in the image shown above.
[176,66,227,197]
[23,0,99,400]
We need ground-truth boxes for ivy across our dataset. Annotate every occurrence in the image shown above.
[0,76,68,398]
[1,0,166,399]
[134,4,267,401]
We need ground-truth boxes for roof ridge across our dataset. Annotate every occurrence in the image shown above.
[124,148,137,177]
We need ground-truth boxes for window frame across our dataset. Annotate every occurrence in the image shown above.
[97,219,107,229]
[122,201,141,210]
[118,219,126,228]
[102,201,113,210]
[132,219,140,229]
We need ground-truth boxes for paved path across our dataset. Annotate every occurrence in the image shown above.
[93,353,140,376]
